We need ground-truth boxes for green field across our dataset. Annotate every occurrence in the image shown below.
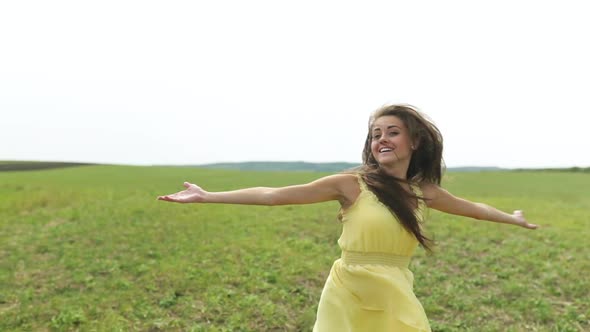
[1,165,589,331]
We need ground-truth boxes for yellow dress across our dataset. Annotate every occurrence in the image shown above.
[313,175,431,332]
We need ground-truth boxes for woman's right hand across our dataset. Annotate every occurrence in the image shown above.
[513,210,539,229]
[157,182,207,203]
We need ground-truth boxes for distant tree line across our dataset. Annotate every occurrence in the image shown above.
[0,162,94,172]
[194,161,360,172]
[514,167,590,173]
[2,161,588,173]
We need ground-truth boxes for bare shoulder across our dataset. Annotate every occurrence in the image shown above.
[418,182,443,207]
[321,173,359,192]
[322,173,361,207]
[311,173,356,187]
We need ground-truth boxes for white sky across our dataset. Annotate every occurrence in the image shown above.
[1,1,589,168]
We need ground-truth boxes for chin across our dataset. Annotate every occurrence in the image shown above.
[377,159,397,166]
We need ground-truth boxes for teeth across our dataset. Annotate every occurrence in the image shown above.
[380,148,392,152]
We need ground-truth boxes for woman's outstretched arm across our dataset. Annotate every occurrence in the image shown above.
[157,173,354,206]
[421,184,538,229]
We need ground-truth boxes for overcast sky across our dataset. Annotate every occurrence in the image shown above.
[1,1,589,168]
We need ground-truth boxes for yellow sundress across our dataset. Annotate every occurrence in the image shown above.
[313,174,431,331]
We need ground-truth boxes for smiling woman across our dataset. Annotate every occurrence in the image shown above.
[157,104,538,332]
[358,105,445,253]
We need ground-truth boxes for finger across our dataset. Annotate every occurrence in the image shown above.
[163,195,183,202]
[514,210,523,216]
[183,182,191,188]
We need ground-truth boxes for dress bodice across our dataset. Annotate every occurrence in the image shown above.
[338,174,426,257]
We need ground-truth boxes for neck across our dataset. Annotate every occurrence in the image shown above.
[380,162,409,179]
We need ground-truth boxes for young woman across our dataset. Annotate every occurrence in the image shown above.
[158,104,538,331]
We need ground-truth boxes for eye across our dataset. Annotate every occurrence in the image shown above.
[388,131,399,136]
[372,134,381,140]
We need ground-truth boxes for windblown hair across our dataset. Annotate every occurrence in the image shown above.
[359,104,444,252]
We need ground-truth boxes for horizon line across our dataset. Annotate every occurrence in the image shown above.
[1,159,589,170]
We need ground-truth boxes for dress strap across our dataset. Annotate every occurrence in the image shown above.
[355,173,369,192]
[410,183,423,197]
[410,183,426,211]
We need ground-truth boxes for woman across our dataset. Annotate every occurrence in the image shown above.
[158,104,538,331]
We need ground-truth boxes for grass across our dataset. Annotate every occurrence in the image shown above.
[0,166,588,331]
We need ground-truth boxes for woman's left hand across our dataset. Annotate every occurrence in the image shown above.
[157,182,207,203]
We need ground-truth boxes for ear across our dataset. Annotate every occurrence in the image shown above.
[411,139,420,150]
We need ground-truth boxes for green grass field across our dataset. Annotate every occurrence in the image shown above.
[1,165,588,331]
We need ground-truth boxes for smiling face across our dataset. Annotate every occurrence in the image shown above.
[361,104,443,183]
[370,115,415,167]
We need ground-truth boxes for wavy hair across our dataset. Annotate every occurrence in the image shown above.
[358,104,444,252]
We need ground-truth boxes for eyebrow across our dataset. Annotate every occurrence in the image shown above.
[372,125,401,132]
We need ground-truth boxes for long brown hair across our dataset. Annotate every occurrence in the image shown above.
[359,104,444,252]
